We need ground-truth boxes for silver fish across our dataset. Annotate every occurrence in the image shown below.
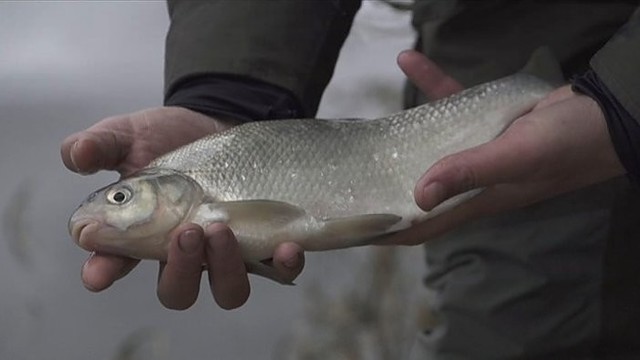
[69,75,552,282]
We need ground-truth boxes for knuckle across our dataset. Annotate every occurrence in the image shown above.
[433,154,478,195]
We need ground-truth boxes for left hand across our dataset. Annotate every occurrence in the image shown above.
[63,107,304,310]
[388,50,625,245]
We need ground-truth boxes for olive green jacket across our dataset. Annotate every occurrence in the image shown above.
[165,0,640,121]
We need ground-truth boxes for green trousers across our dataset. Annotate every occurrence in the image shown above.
[408,2,640,358]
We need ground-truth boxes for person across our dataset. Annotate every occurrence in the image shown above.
[61,1,640,358]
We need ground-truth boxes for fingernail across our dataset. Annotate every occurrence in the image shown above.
[70,140,82,173]
[70,139,96,175]
[81,253,108,292]
[81,260,97,292]
[421,182,445,210]
[178,230,201,254]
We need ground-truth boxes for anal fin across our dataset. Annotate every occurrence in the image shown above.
[219,199,306,228]
[246,260,295,285]
[312,214,402,250]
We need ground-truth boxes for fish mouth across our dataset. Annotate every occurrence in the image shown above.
[68,215,101,251]
[68,215,150,258]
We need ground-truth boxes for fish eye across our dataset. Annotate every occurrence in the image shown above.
[107,186,133,205]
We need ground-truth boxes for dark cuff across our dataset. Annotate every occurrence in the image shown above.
[572,69,640,183]
[164,74,305,123]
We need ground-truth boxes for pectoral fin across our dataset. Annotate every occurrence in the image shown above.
[519,46,563,87]
[207,200,312,262]
[196,200,403,275]
[218,200,307,228]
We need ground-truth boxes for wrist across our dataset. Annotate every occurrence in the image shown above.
[164,74,304,123]
[572,70,639,182]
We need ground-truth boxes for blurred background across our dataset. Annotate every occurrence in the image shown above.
[0,1,427,359]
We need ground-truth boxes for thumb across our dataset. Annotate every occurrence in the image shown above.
[415,129,533,211]
[397,50,464,101]
[61,118,132,174]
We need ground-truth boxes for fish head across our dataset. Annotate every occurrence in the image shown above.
[68,169,204,260]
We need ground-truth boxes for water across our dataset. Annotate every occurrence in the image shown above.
[0,2,422,359]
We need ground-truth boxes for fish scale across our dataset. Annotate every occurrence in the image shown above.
[150,74,551,221]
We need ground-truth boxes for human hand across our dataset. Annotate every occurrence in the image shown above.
[390,50,625,245]
[62,106,305,309]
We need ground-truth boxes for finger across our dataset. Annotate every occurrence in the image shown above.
[204,223,250,310]
[81,252,139,292]
[157,225,205,310]
[397,49,464,101]
[271,242,305,284]
[415,121,539,211]
[60,119,132,174]
[386,183,536,246]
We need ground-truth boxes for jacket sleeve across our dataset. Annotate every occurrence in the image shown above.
[164,0,361,116]
[591,7,640,123]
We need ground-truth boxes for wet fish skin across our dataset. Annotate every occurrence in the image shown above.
[69,74,552,280]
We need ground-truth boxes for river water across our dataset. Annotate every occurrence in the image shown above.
[0,2,423,359]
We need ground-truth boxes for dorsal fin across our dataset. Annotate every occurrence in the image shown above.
[519,46,564,87]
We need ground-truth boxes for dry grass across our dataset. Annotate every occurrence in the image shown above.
[278,247,433,360]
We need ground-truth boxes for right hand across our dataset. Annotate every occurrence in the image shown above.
[61,106,305,310]
[388,50,624,245]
